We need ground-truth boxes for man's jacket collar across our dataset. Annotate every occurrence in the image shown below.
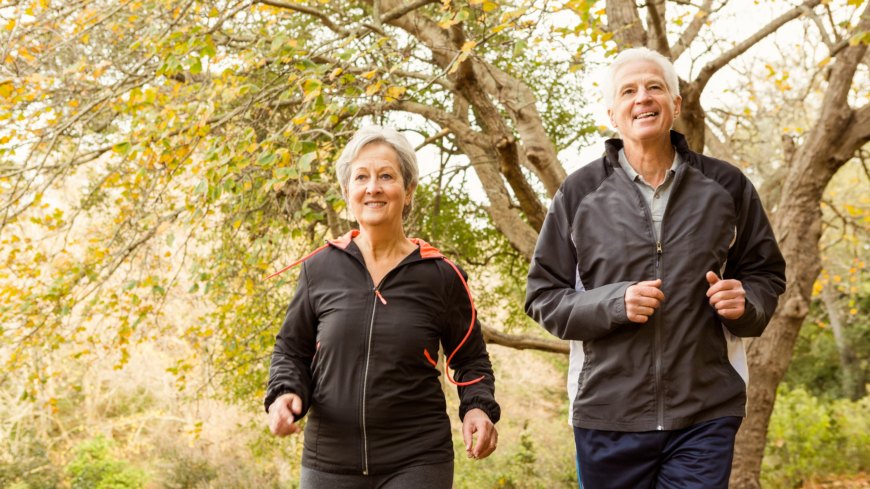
[603,131,694,169]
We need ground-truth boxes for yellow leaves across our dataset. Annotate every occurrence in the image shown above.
[834,275,841,282]
[330,68,343,81]
[233,219,242,230]
[363,70,378,79]
[68,99,79,107]
[246,142,259,154]
[850,308,859,315]
[53,252,71,268]
[4,19,15,31]
[386,86,406,100]
[155,221,170,235]
[365,80,385,96]
[818,57,831,67]
[448,40,477,74]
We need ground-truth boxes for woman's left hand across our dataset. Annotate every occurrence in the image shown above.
[463,408,498,460]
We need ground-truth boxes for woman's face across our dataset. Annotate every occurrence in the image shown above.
[607,60,681,145]
[347,143,412,229]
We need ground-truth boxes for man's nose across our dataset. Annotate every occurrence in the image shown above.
[635,88,653,104]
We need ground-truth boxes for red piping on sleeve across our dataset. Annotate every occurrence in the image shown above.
[424,349,437,367]
[440,259,485,387]
[264,231,358,280]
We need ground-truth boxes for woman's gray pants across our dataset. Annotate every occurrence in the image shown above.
[299,461,454,489]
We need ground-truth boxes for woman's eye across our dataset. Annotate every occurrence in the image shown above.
[355,174,367,180]
[380,174,393,180]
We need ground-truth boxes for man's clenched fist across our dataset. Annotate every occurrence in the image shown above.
[625,279,665,323]
[706,272,745,320]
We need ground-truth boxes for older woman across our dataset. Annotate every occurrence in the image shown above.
[525,48,786,488]
[264,125,500,488]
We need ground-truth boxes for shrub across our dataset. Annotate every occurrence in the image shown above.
[762,385,870,488]
[65,436,147,489]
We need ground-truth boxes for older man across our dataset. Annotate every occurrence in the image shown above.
[525,48,786,488]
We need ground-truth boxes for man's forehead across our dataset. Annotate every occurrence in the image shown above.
[614,60,666,84]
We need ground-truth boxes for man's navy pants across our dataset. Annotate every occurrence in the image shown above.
[574,416,742,488]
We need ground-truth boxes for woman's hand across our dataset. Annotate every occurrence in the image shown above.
[267,393,303,436]
[463,408,498,460]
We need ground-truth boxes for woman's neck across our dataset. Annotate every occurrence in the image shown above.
[354,224,416,262]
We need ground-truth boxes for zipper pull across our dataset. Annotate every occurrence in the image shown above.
[375,290,387,305]
[656,241,662,269]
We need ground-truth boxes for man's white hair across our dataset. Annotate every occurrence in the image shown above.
[601,47,680,110]
[335,125,419,220]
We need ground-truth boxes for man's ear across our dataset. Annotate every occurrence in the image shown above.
[673,95,682,119]
[607,109,617,128]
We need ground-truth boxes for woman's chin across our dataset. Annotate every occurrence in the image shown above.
[356,213,400,229]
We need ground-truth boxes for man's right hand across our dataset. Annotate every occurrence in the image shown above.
[625,279,665,323]
[267,393,303,436]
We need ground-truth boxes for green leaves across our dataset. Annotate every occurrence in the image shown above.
[112,142,132,156]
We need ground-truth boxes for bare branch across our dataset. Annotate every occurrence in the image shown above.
[646,0,671,58]
[670,0,714,61]
[380,0,439,24]
[415,128,451,151]
[481,322,569,355]
[258,0,348,35]
[694,0,821,91]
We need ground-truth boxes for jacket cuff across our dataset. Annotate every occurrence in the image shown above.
[264,387,295,414]
[720,290,763,337]
[460,402,501,424]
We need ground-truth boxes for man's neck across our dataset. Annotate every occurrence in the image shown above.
[622,136,676,189]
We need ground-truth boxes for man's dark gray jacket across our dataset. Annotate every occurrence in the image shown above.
[525,131,786,432]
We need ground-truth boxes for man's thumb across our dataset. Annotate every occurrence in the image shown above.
[706,271,720,286]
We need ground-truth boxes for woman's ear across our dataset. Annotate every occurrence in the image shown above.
[405,184,416,205]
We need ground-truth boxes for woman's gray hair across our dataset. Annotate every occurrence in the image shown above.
[601,47,680,110]
[335,125,419,221]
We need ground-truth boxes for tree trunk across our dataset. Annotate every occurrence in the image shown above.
[730,8,870,482]
[822,285,867,401]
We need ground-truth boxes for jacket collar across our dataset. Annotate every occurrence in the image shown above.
[328,229,445,262]
[604,130,695,169]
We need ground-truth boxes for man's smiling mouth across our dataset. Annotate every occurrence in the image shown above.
[634,111,658,120]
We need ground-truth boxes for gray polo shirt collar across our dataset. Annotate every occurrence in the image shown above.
[617,147,681,187]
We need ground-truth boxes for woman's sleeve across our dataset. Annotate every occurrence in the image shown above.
[263,263,318,417]
[441,263,501,424]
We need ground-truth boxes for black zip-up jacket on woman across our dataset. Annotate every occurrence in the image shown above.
[264,230,500,475]
[526,131,786,432]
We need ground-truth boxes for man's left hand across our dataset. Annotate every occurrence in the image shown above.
[706,272,745,320]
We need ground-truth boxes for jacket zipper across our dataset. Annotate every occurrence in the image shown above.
[351,247,439,474]
[622,166,679,432]
[361,287,378,475]
[654,240,664,431]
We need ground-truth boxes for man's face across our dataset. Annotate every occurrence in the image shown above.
[607,60,681,144]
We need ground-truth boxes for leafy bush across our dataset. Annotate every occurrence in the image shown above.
[762,385,870,488]
[65,436,147,489]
